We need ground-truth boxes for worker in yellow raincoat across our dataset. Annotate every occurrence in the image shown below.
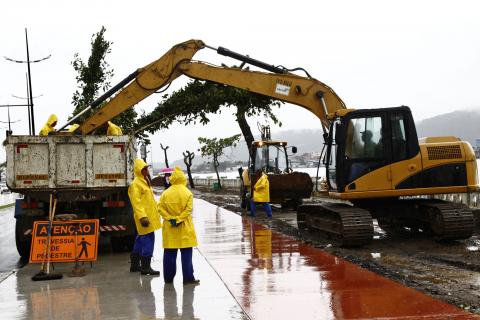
[39,114,58,136]
[158,167,199,285]
[107,121,123,136]
[250,171,273,218]
[128,158,162,275]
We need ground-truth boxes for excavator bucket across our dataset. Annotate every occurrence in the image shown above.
[268,172,313,206]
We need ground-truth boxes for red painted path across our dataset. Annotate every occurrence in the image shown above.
[194,199,479,320]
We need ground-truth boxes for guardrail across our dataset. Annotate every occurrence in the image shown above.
[432,193,480,209]
[193,178,242,190]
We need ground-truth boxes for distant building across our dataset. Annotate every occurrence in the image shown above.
[475,139,480,158]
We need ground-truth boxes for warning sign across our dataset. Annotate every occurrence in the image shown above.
[29,219,99,263]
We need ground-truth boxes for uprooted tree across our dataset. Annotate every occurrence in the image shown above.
[197,134,241,189]
[160,143,170,168]
[71,26,137,133]
[134,78,283,154]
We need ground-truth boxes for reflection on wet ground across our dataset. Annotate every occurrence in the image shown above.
[0,215,247,319]
[0,198,478,319]
[195,200,480,319]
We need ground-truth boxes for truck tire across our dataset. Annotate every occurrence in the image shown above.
[15,217,33,260]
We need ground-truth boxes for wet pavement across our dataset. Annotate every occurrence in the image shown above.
[0,244,247,319]
[195,199,479,320]
[0,198,479,319]
[0,205,23,281]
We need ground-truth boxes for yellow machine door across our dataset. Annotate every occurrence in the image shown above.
[389,112,422,189]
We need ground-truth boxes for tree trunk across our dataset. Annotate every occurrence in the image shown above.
[236,109,254,155]
[186,166,195,188]
[183,151,195,189]
[213,154,221,189]
[160,144,169,168]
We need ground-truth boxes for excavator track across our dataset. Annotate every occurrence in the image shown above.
[419,200,474,240]
[365,199,474,241]
[297,203,373,246]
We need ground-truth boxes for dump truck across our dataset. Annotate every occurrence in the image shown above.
[5,134,137,259]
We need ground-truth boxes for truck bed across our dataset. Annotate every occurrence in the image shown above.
[5,135,135,192]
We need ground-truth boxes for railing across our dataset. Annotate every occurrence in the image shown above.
[432,193,480,209]
[193,178,242,190]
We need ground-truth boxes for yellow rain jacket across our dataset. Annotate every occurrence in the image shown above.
[158,167,197,248]
[253,172,270,203]
[128,159,162,235]
[242,169,251,187]
[107,121,123,136]
[39,114,58,136]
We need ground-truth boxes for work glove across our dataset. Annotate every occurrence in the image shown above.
[140,217,150,227]
[169,219,177,227]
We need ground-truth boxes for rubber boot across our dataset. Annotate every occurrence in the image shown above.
[183,279,200,285]
[130,252,141,272]
[141,256,160,276]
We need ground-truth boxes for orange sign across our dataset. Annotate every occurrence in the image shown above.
[29,219,99,263]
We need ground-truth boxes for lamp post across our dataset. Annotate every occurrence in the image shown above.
[4,28,51,134]
[0,105,20,136]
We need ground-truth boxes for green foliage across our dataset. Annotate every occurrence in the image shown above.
[198,134,241,168]
[135,80,282,135]
[71,26,137,132]
[197,134,241,188]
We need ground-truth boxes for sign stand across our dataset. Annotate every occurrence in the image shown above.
[70,225,86,277]
[32,194,63,281]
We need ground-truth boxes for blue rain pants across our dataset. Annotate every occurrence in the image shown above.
[249,199,272,218]
[163,248,195,283]
[132,232,155,257]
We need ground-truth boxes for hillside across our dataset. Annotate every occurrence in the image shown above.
[415,109,480,145]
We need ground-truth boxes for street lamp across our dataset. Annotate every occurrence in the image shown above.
[4,28,51,134]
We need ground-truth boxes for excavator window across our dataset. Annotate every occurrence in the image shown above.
[343,116,384,183]
[391,113,408,161]
[253,145,287,174]
[346,117,383,159]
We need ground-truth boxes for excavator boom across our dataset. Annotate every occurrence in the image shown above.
[77,39,346,135]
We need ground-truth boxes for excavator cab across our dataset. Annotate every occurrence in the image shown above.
[326,106,419,193]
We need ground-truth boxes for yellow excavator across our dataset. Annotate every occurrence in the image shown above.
[61,39,479,246]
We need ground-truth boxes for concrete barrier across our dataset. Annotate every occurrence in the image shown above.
[193,178,242,190]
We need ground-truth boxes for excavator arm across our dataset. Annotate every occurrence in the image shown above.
[179,62,345,132]
[74,39,346,135]
[75,39,206,135]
